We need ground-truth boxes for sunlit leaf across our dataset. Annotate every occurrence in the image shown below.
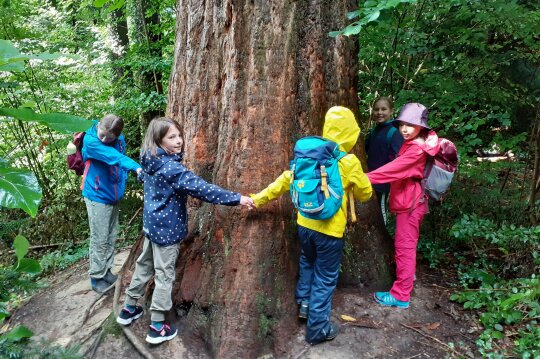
[13,235,29,262]
[0,166,42,217]
[4,325,33,341]
[0,107,91,133]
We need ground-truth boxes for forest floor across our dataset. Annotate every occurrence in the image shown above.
[11,250,480,359]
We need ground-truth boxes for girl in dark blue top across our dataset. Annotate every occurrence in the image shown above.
[365,97,404,224]
[116,117,254,344]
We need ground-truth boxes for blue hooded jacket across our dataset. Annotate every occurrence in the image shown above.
[141,149,241,246]
[81,122,141,204]
[365,120,404,193]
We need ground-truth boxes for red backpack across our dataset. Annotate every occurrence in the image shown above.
[66,132,86,175]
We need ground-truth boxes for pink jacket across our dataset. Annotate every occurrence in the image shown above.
[367,131,440,213]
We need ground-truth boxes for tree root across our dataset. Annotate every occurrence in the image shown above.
[113,271,156,359]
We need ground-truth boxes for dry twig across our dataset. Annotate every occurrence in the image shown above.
[401,323,472,358]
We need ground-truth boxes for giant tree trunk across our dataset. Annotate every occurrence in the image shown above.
[159,0,393,356]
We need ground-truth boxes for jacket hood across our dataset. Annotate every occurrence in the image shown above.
[411,130,439,156]
[322,106,360,153]
[141,148,183,175]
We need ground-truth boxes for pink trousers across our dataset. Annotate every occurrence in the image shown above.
[389,202,427,302]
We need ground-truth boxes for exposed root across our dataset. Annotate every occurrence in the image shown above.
[113,271,156,359]
[401,323,472,358]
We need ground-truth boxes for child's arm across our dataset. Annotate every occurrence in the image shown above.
[367,147,425,184]
[250,170,291,208]
[167,164,241,206]
[345,156,373,202]
[83,137,141,172]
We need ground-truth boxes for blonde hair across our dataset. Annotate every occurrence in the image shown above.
[142,117,183,156]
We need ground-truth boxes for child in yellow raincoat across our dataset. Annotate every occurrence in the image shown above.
[251,106,372,345]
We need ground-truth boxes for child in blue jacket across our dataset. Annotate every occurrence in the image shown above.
[116,117,254,344]
[81,114,142,293]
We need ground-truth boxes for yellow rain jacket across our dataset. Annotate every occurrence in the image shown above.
[251,106,372,238]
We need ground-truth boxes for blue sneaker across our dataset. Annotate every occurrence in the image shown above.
[373,292,410,309]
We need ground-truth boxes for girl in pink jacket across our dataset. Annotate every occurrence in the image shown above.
[366,103,440,308]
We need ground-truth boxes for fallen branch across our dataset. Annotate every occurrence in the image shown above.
[113,271,155,359]
[86,328,104,359]
[81,292,107,326]
[293,345,310,359]
[401,323,472,358]
[6,241,85,254]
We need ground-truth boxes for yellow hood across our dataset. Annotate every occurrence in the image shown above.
[322,106,360,153]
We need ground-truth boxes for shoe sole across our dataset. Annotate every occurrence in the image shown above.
[92,282,115,294]
[145,329,178,344]
[373,293,410,309]
[116,311,143,326]
[298,313,307,319]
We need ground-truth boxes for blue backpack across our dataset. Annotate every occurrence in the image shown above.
[289,136,346,220]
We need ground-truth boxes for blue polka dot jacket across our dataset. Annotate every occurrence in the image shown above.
[141,148,241,246]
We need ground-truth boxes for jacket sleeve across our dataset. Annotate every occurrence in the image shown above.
[343,155,372,202]
[250,170,291,208]
[84,137,141,172]
[367,146,425,184]
[389,129,404,161]
[166,164,241,205]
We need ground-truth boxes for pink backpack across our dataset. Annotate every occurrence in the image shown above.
[67,132,86,175]
[423,138,459,201]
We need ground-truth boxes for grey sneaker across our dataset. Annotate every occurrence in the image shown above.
[103,269,118,285]
[298,300,309,319]
[90,278,113,294]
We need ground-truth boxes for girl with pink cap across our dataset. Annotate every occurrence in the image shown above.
[366,103,440,308]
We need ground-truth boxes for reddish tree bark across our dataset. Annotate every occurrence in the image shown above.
[126,0,396,356]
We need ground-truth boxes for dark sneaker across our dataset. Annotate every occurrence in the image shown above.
[309,323,340,345]
[103,269,118,285]
[298,300,309,319]
[116,306,144,325]
[145,323,178,344]
[90,278,113,294]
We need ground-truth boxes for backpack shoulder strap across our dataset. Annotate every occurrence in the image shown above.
[386,125,397,148]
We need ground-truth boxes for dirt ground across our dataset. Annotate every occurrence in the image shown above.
[12,250,480,358]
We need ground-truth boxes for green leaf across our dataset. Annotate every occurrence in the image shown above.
[365,9,381,23]
[16,258,41,274]
[347,10,361,20]
[4,325,33,341]
[13,235,29,261]
[93,0,108,7]
[0,166,42,217]
[0,107,91,134]
[343,22,363,36]
[328,30,344,37]
[494,323,503,331]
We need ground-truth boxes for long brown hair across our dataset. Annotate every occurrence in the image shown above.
[142,117,184,156]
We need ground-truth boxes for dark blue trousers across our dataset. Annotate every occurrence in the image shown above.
[295,226,344,343]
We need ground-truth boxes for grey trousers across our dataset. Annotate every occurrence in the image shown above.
[84,197,119,279]
[125,238,179,322]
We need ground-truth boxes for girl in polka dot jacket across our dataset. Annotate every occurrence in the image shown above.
[116,117,254,345]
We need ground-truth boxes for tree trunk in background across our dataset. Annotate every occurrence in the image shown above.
[162,0,393,356]
[127,0,163,130]
[107,8,129,96]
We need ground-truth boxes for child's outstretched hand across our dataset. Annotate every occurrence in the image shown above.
[240,195,256,210]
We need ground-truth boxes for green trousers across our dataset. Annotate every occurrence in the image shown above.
[125,238,179,322]
[84,198,119,279]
